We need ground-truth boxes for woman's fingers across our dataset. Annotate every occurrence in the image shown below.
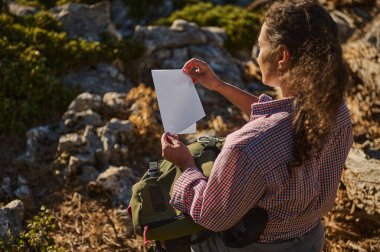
[183,58,206,75]
[167,135,180,146]
[161,132,172,146]
[161,132,180,147]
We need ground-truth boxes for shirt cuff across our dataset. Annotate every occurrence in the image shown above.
[169,166,207,214]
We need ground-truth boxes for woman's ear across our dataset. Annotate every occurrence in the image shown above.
[277,45,291,70]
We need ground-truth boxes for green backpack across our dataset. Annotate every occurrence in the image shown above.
[128,136,225,244]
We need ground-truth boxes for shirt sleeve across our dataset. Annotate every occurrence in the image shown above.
[169,146,267,232]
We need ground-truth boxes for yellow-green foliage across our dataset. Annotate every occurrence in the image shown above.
[156,2,262,52]
[0,12,144,135]
[0,206,64,252]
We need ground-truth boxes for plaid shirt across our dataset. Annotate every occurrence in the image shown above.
[170,94,353,242]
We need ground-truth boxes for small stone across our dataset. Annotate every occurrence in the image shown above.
[15,185,34,210]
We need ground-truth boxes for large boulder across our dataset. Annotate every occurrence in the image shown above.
[344,14,380,93]
[68,92,102,113]
[344,13,380,141]
[343,148,380,215]
[134,19,246,99]
[97,118,132,166]
[58,133,88,154]
[67,154,98,183]
[62,109,103,132]
[64,63,133,95]
[330,10,355,42]
[51,1,120,41]
[102,92,130,120]
[92,166,138,207]
[0,200,24,241]
[135,20,208,55]
[16,125,60,166]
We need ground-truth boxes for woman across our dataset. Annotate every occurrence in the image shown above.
[161,0,353,251]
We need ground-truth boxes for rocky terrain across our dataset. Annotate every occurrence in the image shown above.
[1,0,379,251]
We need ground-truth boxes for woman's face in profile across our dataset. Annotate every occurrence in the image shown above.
[257,23,281,88]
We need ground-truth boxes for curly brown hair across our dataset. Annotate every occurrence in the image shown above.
[263,0,349,174]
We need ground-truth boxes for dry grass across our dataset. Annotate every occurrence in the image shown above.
[43,184,379,251]
[51,189,145,252]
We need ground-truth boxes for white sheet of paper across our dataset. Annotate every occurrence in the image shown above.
[152,69,205,134]
[178,123,196,134]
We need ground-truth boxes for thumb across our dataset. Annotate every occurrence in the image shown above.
[167,135,181,146]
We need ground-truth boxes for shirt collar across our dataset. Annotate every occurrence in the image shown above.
[251,94,294,117]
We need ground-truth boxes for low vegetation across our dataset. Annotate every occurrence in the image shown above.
[0,10,144,135]
[156,2,262,52]
[0,206,64,252]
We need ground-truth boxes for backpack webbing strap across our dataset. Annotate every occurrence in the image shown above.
[161,231,213,252]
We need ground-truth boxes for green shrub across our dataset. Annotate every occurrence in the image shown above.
[0,206,64,252]
[155,2,262,52]
[0,12,144,135]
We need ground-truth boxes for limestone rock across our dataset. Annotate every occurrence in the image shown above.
[343,148,380,215]
[51,1,120,41]
[23,125,60,164]
[135,20,245,92]
[109,0,135,37]
[94,166,138,207]
[344,13,380,141]
[97,119,132,166]
[14,185,34,210]
[201,26,227,48]
[68,92,102,113]
[330,10,355,42]
[63,109,102,131]
[102,92,130,119]
[0,200,24,241]
[344,20,380,91]
[82,126,103,155]
[134,19,208,55]
[8,2,38,16]
[64,63,132,94]
[68,155,98,183]
[58,133,87,154]
[97,118,132,151]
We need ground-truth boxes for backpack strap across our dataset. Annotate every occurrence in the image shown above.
[189,230,213,245]
[195,136,223,177]
[159,231,213,252]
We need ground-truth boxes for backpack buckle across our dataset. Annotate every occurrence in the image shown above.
[197,136,219,145]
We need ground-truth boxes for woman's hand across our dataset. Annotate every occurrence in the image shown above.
[182,58,223,91]
[161,133,196,171]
